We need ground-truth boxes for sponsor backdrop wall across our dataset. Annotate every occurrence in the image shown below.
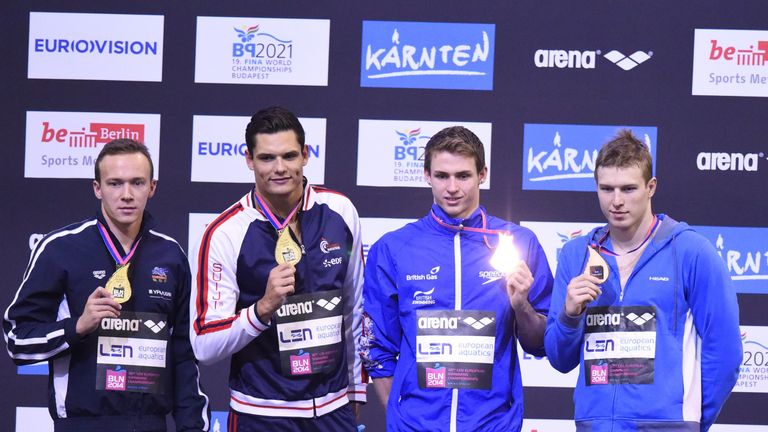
[1,2,767,431]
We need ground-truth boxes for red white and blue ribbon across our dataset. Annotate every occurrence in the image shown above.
[97,222,141,266]
[253,191,302,232]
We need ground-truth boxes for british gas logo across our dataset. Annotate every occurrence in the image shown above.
[696,226,768,294]
[361,21,495,90]
[522,123,658,191]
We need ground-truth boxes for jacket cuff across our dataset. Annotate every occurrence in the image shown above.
[348,383,367,403]
[558,307,584,329]
[240,304,270,337]
[63,317,83,346]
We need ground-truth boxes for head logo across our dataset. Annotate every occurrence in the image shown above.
[361,21,495,90]
[696,151,765,171]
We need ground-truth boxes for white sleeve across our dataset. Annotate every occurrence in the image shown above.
[190,213,268,365]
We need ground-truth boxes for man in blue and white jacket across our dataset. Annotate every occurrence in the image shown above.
[544,130,742,431]
[191,107,366,432]
[3,139,210,432]
[361,126,553,431]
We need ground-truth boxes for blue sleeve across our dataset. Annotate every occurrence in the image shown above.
[3,237,81,365]
[544,239,586,373]
[683,236,741,431]
[359,239,401,379]
[171,257,210,431]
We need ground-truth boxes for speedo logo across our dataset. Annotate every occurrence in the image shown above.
[101,317,140,332]
[406,266,440,281]
[479,270,504,285]
[534,49,652,70]
[696,151,765,171]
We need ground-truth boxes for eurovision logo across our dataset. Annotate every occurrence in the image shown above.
[522,123,658,191]
[195,16,329,86]
[361,21,495,90]
[191,115,326,184]
[28,12,164,82]
[692,29,768,97]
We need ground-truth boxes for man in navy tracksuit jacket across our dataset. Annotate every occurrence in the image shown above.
[191,107,366,432]
[361,126,553,431]
[3,139,210,431]
[544,130,742,431]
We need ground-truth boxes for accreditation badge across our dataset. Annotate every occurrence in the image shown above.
[416,310,496,390]
[105,264,132,303]
[95,311,169,393]
[274,289,343,377]
[584,305,657,385]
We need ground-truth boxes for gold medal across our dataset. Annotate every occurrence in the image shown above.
[275,228,302,265]
[583,246,610,283]
[105,263,132,303]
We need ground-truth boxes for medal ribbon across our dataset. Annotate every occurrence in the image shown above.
[591,215,660,257]
[97,222,141,266]
[430,209,509,249]
[253,191,302,232]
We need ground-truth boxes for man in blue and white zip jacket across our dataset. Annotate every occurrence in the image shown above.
[361,126,553,431]
[544,130,742,431]
[191,107,366,432]
[3,139,210,432]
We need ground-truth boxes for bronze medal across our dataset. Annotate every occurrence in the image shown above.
[275,228,302,265]
[583,246,610,283]
[105,263,132,303]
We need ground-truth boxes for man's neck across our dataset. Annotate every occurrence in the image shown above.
[610,212,655,252]
[102,213,140,253]
[260,189,303,221]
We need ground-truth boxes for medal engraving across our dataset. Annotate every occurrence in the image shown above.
[105,264,132,303]
[584,246,609,283]
[275,228,302,265]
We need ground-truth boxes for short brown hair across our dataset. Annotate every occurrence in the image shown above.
[594,129,653,183]
[424,126,486,174]
[95,139,154,182]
